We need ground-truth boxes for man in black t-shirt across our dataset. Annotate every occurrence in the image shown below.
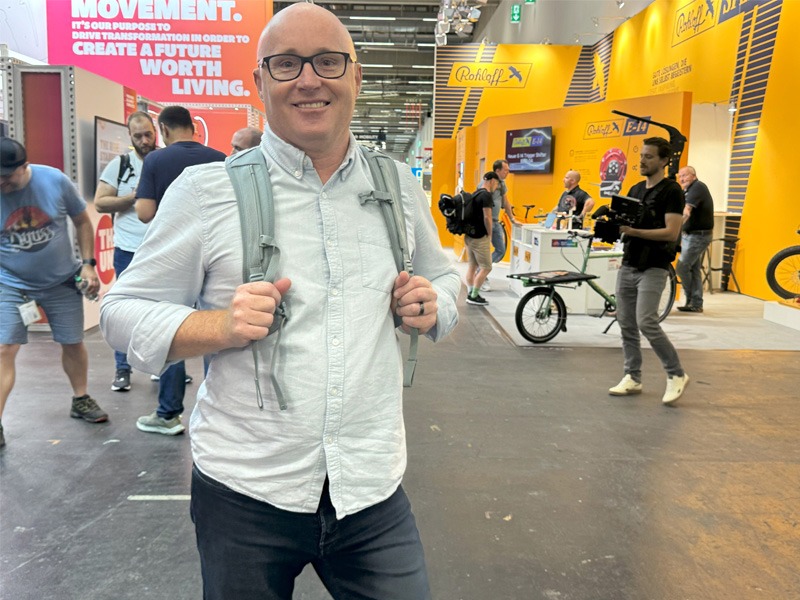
[133,105,226,436]
[676,166,714,312]
[609,137,689,406]
[553,170,595,229]
[464,172,499,306]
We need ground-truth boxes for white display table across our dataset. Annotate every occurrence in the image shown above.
[509,224,623,314]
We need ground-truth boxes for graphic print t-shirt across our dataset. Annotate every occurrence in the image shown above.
[0,165,86,290]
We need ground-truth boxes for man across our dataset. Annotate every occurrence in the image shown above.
[0,138,107,448]
[93,111,157,392]
[465,171,500,306]
[553,170,595,229]
[676,165,714,313]
[100,5,459,598]
[609,137,689,406]
[480,159,520,292]
[230,126,262,154]
[133,105,226,435]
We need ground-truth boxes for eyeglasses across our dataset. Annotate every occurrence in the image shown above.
[259,52,353,82]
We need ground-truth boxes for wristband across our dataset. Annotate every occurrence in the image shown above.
[82,258,97,267]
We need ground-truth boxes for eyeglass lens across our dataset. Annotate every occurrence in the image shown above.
[267,52,349,81]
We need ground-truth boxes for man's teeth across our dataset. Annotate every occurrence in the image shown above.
[298,102,326,108]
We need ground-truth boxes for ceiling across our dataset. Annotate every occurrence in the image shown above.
[273,0,654,155]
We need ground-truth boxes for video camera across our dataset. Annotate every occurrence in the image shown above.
[592,194,644,244]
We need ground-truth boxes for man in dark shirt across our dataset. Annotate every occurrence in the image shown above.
[676,166,714,312]
[554,170,595,229]
[464,172,499,306]
[134,105,226,435]
[609,137,689,406]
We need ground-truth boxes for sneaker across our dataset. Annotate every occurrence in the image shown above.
[466,294,489,306]
[480,280,492,292]
[677,305,703,313]
[111,369,131,392]
[70,395,109,423]
[151,374,193,384]
[663,373,689,405]
[136,411,185,436]
[609,374,643,396]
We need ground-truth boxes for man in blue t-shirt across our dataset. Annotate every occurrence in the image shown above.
[0,138,108,448]
[133,106,226,436]
[94,111,157,393]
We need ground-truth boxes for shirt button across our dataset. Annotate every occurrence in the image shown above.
[331,288,339,296]
[321,192,328,199]
[330,387,339,396]
[294,170,301,178]
[332,338,340,346]
[325,436,334,444]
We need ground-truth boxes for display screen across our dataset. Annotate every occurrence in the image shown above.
[505,126,553,174]
[94,116,130,193]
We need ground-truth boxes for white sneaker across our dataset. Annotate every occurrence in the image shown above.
[480,280,492,292]
[609,374,643,396]
[662,373,689,405]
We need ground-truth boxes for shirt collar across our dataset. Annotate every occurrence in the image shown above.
[261,123,359,182]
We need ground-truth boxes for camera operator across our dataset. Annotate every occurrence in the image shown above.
[608,137,689,406]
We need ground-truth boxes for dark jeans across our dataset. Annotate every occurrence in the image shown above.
[113,248,135,371]
[157,361,186,419]
[677,230,712,308]
[190,467,431,600]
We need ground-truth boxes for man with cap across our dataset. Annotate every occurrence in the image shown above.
[0,137,108,448]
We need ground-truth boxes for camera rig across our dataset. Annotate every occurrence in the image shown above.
[592,194,644,244]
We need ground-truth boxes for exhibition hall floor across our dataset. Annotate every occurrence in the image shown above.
[1,273,798,599]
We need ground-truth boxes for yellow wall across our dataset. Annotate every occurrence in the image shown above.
[432,0,797,300]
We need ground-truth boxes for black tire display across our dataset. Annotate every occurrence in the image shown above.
[514,287,567,343]
[766,245,800,299]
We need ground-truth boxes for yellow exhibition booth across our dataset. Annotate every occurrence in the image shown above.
[431,0,800,301]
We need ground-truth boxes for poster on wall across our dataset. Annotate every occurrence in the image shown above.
[46,1,268,106]
[94,116,130,191]
[505,127,553,174]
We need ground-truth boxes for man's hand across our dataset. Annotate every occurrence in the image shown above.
[392,271,438,334]
[80,264,100,295]
[223,278,292,347]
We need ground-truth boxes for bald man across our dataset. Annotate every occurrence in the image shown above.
[554,170,594,229]
[676,165,714,312]
[230,126,262,154]
[101,4,459,598]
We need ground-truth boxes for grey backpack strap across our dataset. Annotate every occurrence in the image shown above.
[358,146,419,387]
[225,148,287,410]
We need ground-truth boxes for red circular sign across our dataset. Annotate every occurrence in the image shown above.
[94,214,115,285]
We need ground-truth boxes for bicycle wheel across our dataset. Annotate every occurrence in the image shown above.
[657,263,677,322]
[766,245,800,299]
[515,287,567,343]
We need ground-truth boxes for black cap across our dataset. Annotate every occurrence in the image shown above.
[0,137,28,176]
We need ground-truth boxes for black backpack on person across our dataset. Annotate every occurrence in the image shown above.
[438,190,477,237]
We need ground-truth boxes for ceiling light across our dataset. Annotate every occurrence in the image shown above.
[575,33,581,43]
[360,64,394,68]
[417,43,436,47]
[542,37,551,45]
[592,17,599,27]
[616,0,625,8]
[349,16,396,21]
[729,99,737,113]
[422,18,438,22]
[355,41,396,46]
[412,65,435,69]
[434,33,447,46]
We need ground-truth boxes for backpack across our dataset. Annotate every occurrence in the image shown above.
[117,153,134,187]
[225,145,419,411]
[438,190,476,236]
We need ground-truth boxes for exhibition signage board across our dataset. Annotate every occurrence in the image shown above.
[46,0,269,106]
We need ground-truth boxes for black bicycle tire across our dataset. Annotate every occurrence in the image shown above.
[766,245,800,299]
[515,287,567,343]
[657,263,678,322]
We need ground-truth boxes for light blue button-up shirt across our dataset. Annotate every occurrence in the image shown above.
[100,125,460,518]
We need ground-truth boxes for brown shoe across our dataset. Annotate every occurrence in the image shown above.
[70,395,109,423]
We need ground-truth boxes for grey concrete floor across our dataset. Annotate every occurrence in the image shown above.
[1,290,799,600]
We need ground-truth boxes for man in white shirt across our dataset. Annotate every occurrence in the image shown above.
[100,4,460,598]
[94,111,156,392]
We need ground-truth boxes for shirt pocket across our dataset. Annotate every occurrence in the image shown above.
[358,227,396,294]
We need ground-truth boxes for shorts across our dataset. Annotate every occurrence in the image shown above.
[464,235,492,271]
[0,279,85,345]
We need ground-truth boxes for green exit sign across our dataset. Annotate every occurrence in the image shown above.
[510,3,522,23]
[525,0,536,3]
